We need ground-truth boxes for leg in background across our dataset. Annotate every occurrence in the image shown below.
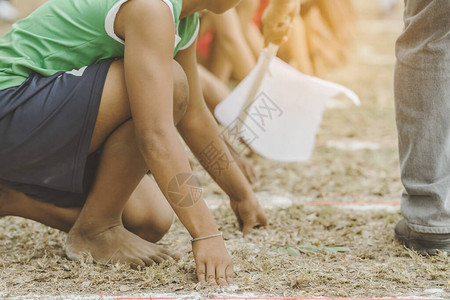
[198,64,230,114]
[395,0,450,233]
[394,0,450,254]
[314,0,356,45]
[207,8,256,82]
[278,15,314,75]
[235,0,264,58]
[303,6,345,73]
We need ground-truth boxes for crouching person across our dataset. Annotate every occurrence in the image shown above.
[0,0,267,286]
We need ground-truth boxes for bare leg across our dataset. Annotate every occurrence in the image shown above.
[278,15,314,75]
[198,64,230,113]
[207,8,256,82]
[0,176,173,242]
[314,0,356,45]
[236,0,264,58]
[66,119,176,267]
[122,175,174,243]
[207,41,233,82]
[0,121,175,267]
[66,57,189,266]
[0,185,80,232]
[304,7,345,73]
[0,59,188,267]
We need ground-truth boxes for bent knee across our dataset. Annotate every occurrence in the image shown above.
[134,218,173,243]
[127,212,174,243]
[172,60,189,124]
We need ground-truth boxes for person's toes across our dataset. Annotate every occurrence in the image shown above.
[125,256,146,268]
[155,246,181,259]
[170,251,183,260]
[149,255,164,264]
[157,253,174,261]
[107,250,145,268]
[140,255,156,266]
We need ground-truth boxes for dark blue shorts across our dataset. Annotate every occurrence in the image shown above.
[0,59,115,207]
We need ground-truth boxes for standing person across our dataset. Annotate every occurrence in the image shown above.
[0,0,18,22]
[394,0,450,255]
[0,0,267,286]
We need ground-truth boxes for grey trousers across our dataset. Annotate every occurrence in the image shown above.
[395,0,450,233]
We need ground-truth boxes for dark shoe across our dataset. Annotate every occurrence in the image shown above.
[395,219,450,255]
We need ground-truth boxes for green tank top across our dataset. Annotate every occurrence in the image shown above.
[0,0,199,90]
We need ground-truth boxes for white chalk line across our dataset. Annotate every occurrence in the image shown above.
[2,292,448,300]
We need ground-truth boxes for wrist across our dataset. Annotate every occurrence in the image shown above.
[227,177,254,201]
[188,221,220,240]
[191,232,223,243]
[189,222,220,237]
[175,199,220,239]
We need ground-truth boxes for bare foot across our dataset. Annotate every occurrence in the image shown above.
[66,224,177,267]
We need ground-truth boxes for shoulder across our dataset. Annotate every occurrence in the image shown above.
[117,0,174,21]
[115,0,175,38]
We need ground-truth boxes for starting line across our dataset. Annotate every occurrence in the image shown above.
[4,294,445,300]
[117,298,445,300]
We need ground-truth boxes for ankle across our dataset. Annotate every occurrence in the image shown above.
[70,214,122,237]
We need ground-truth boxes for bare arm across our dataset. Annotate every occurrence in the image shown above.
[175,42,267,235]
[116,0,231,285]
[198,65,257,183]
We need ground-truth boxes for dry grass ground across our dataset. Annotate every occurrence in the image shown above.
[1,0,449,298]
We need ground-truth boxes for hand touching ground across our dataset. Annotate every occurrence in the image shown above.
[230,195,267,236]
[192,235,233,286]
